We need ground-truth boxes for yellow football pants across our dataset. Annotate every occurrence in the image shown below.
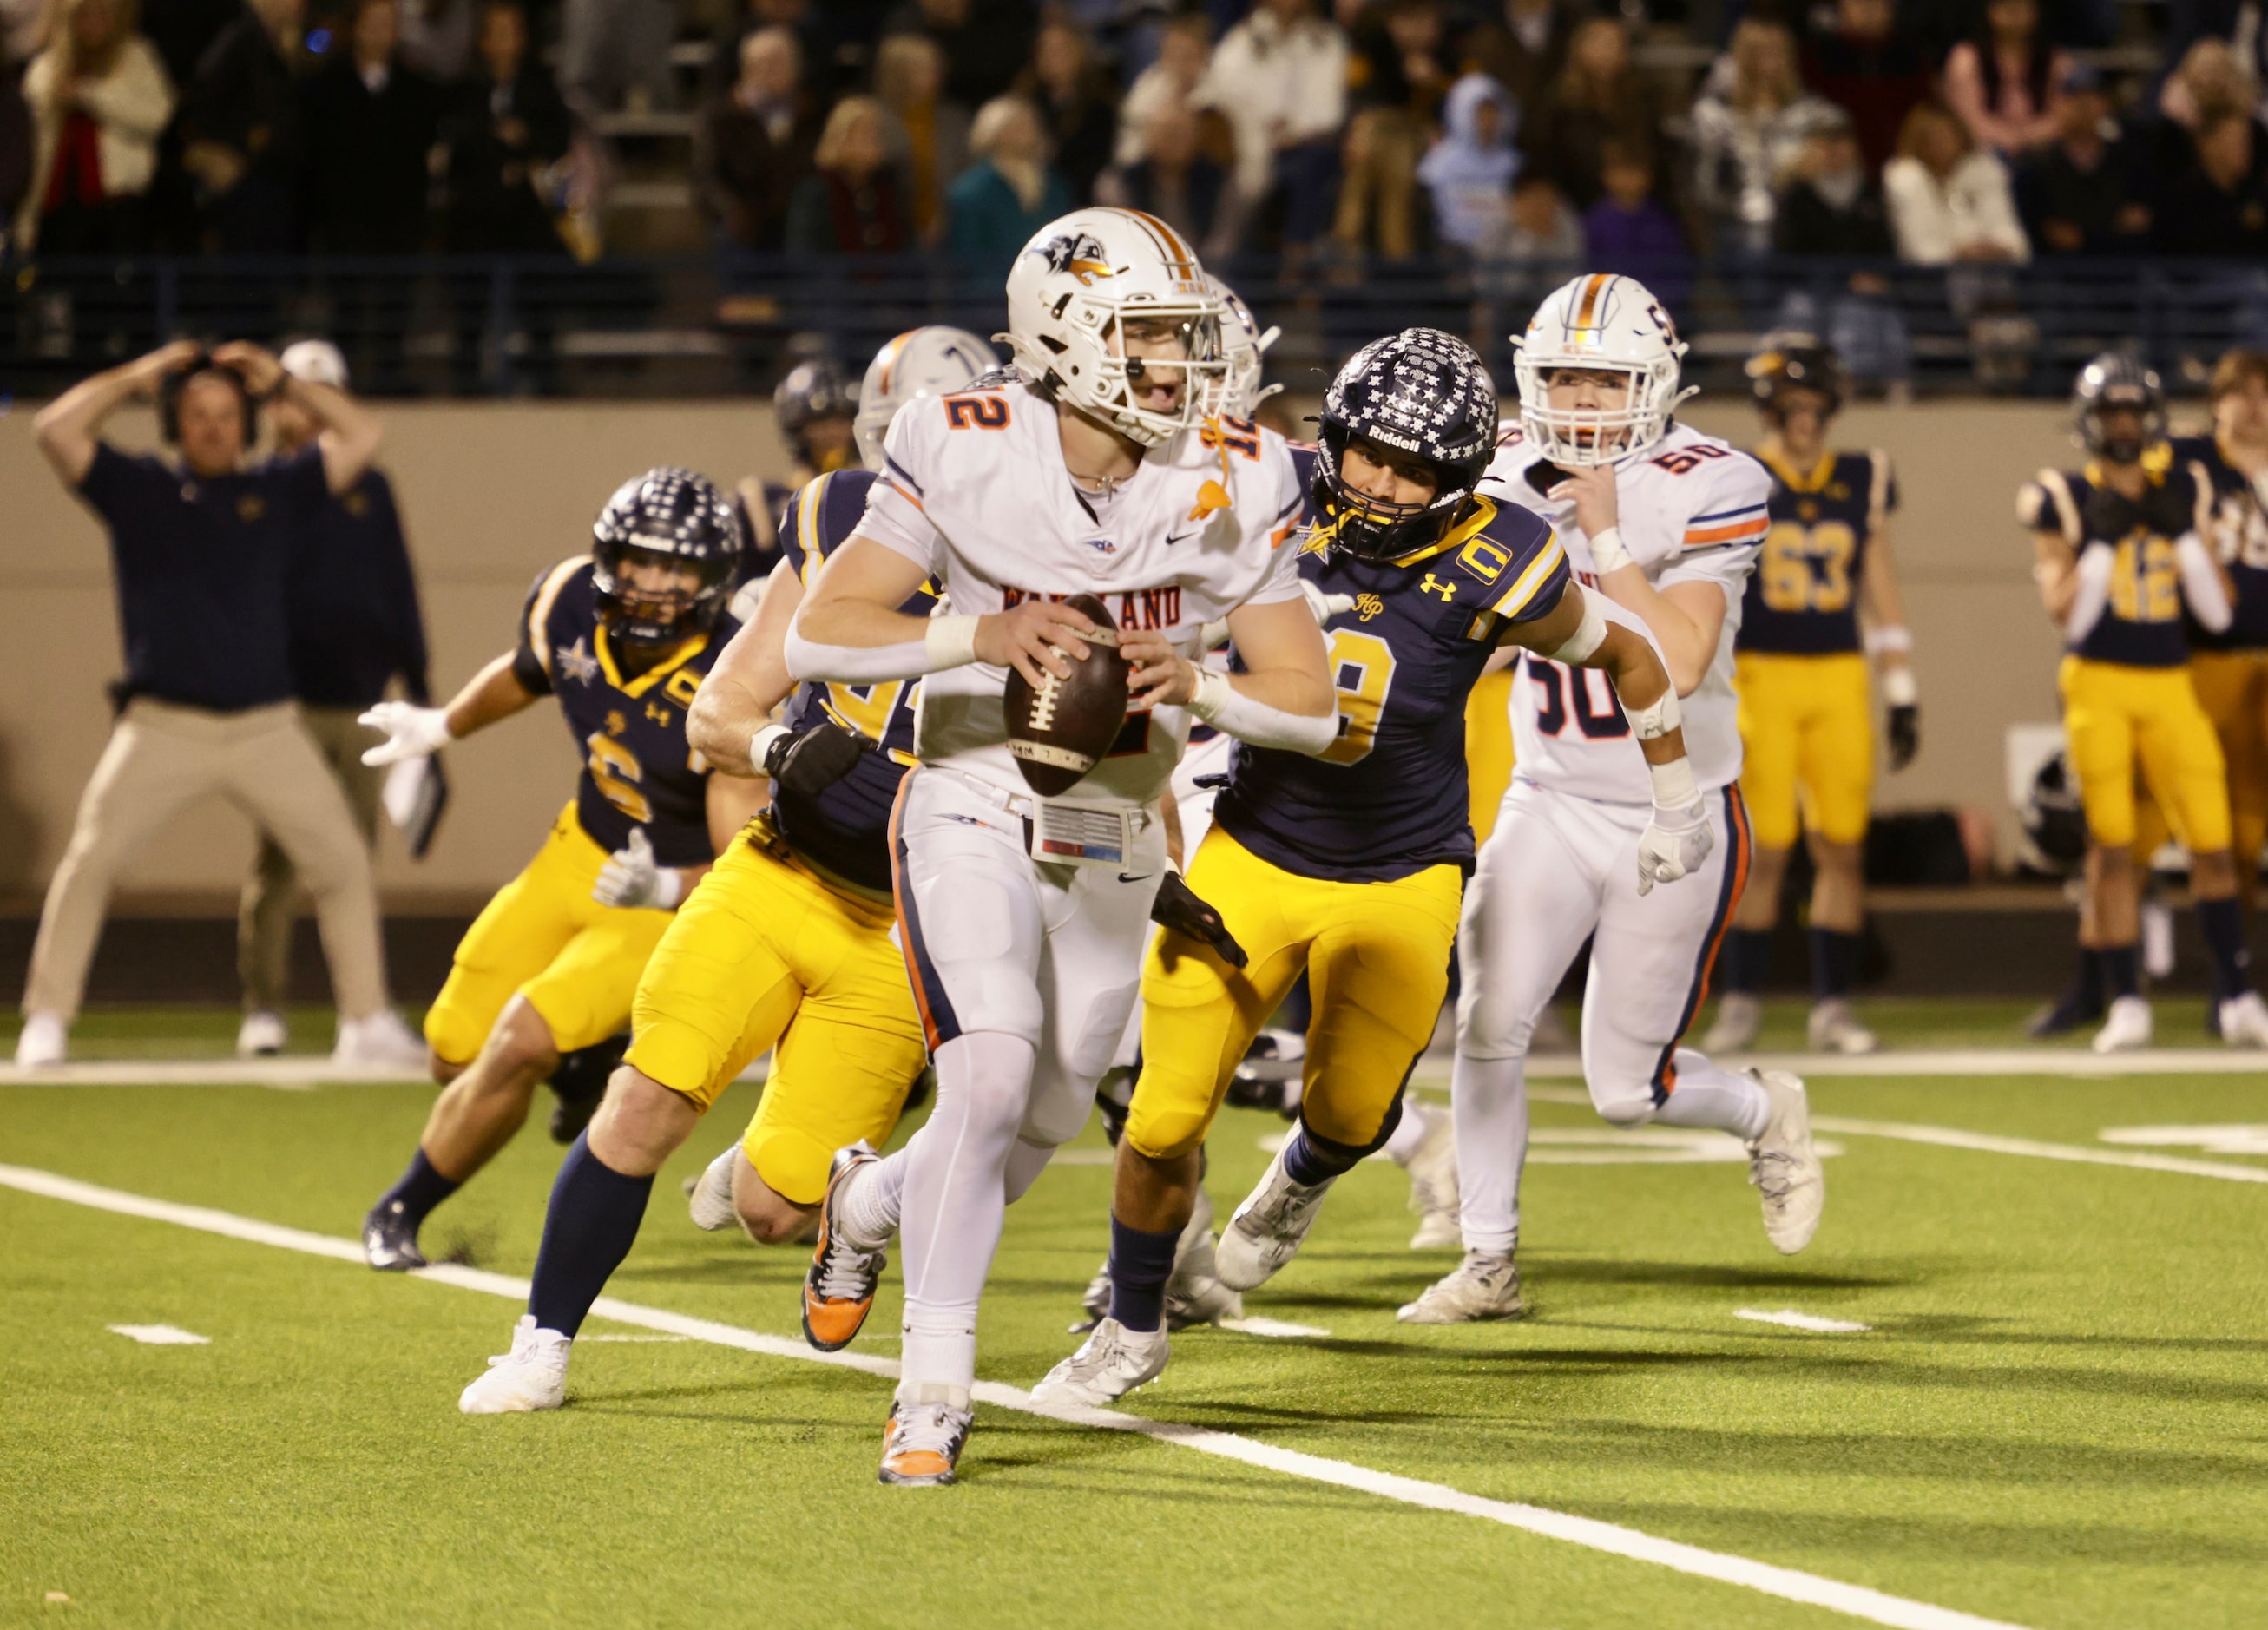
[1123,826,1462,1162]
[626,822,927,1207]
[1734,651,1875,849]
[2058,657,2232,852]
[2188,648,2268,871]
[424,803,674,1066]
[1465,666,1516,847]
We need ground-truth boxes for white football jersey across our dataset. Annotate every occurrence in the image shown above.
[860,375,1307,808]
[1490,419,1768,803]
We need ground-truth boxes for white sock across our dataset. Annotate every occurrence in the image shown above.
[1377,1099,1431,1167]
[1652,1049,1770,1141]
[895,1030,1035,1398]
[1450,1052,1527,1257]
[837,1146,908,1253]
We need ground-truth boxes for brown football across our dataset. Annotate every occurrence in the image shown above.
[1003,592,1131,798]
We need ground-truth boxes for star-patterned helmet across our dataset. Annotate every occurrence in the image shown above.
[589,466,740,643]
[1311,327,1500,560]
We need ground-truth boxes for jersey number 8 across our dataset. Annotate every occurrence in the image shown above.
[1319,630,1398,765]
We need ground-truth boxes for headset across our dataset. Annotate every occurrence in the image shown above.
[157,352,261,446]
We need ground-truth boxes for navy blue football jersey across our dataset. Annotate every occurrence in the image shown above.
[1213,495,1571,881]
[1738,448,1893,655]
[2173,434,2268,651]
[511,559,740,867]
[772,468,932,892]
[2021,452,2210,669]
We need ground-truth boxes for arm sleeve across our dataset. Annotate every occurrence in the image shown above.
[857,407,948,574]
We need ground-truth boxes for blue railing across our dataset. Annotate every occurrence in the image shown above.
[5,253,2263,398]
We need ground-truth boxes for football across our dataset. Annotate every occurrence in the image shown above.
[1003,592,1131,797]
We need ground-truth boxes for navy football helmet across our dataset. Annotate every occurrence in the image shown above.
[589,466,740,644]
[1312,327,1499,560]
[2072,352,2165,465]
[774,357,858,470]
[1746,334,1844,419]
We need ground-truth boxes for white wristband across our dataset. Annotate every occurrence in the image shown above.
[1626,684,1682,740]
[1189,666,1233,722]
[1588,525,1634,575]
[1864,625,1913,656]
[1648,755,1700,812]
[1188,666,1338,754]
[751,724,790,774]
[653,867,685,910]
[924,614,980,670]
[1881,667,1918,708]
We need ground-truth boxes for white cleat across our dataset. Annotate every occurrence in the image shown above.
[236,1009,287,1057]
[1164,1185,1243,1329]
[2217,990,2268,1049]
[1031,1317,1170,1409]
[1806,998,1878,1055]
[1397,1250,1527,1324]
[1745,1070,1824,1256]
[685,1146,742,1232]
[2091,995,2153,1054]
[458,1316,571,1414]
[14,1011,67,1068]
[1216,1150,1335,1292]
[1700,991,1762,1054]
[1397,1101,1462,1249]
[333,1010,430,1068]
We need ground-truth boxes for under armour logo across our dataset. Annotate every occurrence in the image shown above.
[1420,574,1456,601]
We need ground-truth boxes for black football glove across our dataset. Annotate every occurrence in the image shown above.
[1151,869,1247,968]
[763,722,867,799]
[2081,485,2142,543]
[2140,478,2199,541]
[1887,703,1920,772]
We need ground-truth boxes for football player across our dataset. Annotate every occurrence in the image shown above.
[1035,326,1713,1402]
[356,469,761,1270]
[2020,355,2268,1051]
[1405,273,1827,1326]
[1704,338,1918,1058]
[732,358,866,593]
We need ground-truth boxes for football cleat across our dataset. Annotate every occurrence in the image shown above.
[1745,1070,1824,1255]
[686,1145,741,1232]
[1164,1185,1243,1329]
[802,1142,886,1351]
[458,1315,571,1414]
[362,1198,429,1272]
[14,1011,66,1068]
[1397,1250,1527,1324]
[236,1009,287,1058]
[1216,1149,1336,1292]
[1700,992,1762,1054]
[2091,995,2153,1054]
[1032,1317,1170,1409]
[878,1389,971,1487]
[1074,1259,1113,1333]
[2026,981,2105,1038]
[1396,1101,1461,1250]
[2217,990,2268,1049]
[332,1010,428,1069]
[1806,998,1878,1055]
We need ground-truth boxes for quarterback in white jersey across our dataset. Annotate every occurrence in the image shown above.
[1404,273,1825,1328]
[782,207,1335,1484]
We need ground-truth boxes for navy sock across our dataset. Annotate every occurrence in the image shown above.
[1106,1216,1181,1334]
[2197,897,2252,1000]
[527,1134,653,1338]
[376,1148,459,1227]
[1719,927,1770,996]
[2100,943,2140,1000]
[1280,1123,1359,1187]
[1809,928,1862,1002]
[2078,945,2105,1003]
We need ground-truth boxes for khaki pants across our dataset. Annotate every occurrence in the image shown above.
[238,705,386,1013]
[23,699,391,1022]
[1333,108,1421,261]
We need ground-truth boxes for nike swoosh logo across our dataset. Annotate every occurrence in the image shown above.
[1116,872,1158,884]
[1165,530,1198,547]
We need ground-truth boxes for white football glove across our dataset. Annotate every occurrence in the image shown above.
[358,702,453,766]
[1301,580,1358,627]
[593,828,683,910]
[1636,800,1713,896]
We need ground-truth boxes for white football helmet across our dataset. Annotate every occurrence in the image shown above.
[1210,274,1281,421]
[1512,273,1698,466]
[1003,206,1227,446]
[852,325,1000,471]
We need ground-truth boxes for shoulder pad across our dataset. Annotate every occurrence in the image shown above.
[1451,497,1567,619]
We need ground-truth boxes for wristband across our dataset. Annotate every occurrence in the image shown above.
[1548,589,1607,663]
[1588,524,1634,575]
[1626,684,1682,740]
[1881,667,1918,708]
[1647,755,1700,812]
[653,868,684,910]
[1188,666,1233,723]
[751,724,791,774]
[1187,666,1338,753]
[1864,625,1913,656]
[924,614,979,670]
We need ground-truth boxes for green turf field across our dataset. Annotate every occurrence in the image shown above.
[4,1001,2265,1629]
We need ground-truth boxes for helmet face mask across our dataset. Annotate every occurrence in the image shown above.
[1514,273,1695,466]
[1210,274,1281,422]
[774,359,858,472]
[589,467,741,645]
[853,325,1000,471]
[1312,327,1497,562]
[595,544,726,644]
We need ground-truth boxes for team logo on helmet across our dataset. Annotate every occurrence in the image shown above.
[1036,231,1116,286]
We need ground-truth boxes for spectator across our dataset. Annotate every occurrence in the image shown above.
[138,0,233,93]
[239,338,431,1059]
[1098,101,1229,256]
[1942,0,2068,159]
[885,0,1038,113]
[2152,106,2268,258]
[1689,19,1837,256]
[1581,137,1690,310]
[18,339,422,1070]
[785,95,910,254]
[398,0,477,83]
[1337,0,1451,260]
[14,0,173,256]
[3,0,46,62]
[1417,71,1519,256]
[300,0,438,253]
[2159,36,2262,132]
[946,93,1070,273]
[2015,66,2150,256]
[178,0,306,252]
[1883,101,2028,265]
[1113,10,1214,169]
[1474,168,1581,319]
[695,25,821,251]
[1520,15,1653,210]
[1772,107,1910,393]
[1210,0,1348,257]
[1462,0,1579,116]
[1801,0,1930,174]
[874,31,967,245]
[2161,3,2268,116]
[1017,15,1114,206]
[557,0,674,116]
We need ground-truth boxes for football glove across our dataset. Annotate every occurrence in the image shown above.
[1151,868,1247,968]
[2141,477,2199,542]
[1636,800,1713,896]
[2081,484,2142,544]
[593,828,683,910]
[358,701,452,766]
[759,722,868,799]
[1887,703,1921,772]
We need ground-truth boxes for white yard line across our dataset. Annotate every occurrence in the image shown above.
[1811,1118,2268,1184]
[1736,1310,1872,1335]
[1,1160,2021,1630]
[107,1324,210,1344]
[1217,1316,1333,1339]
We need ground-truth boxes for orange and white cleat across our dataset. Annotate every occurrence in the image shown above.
[878,1387,972,1487]
[802,1142,886,1351]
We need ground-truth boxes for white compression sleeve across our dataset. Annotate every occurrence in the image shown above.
[2064,542,2116,644]
[1189,667,1338,754]
[2175,533,2232,633]
[783,612,978,684]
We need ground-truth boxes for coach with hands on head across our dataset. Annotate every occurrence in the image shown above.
[16,340,426,1069]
